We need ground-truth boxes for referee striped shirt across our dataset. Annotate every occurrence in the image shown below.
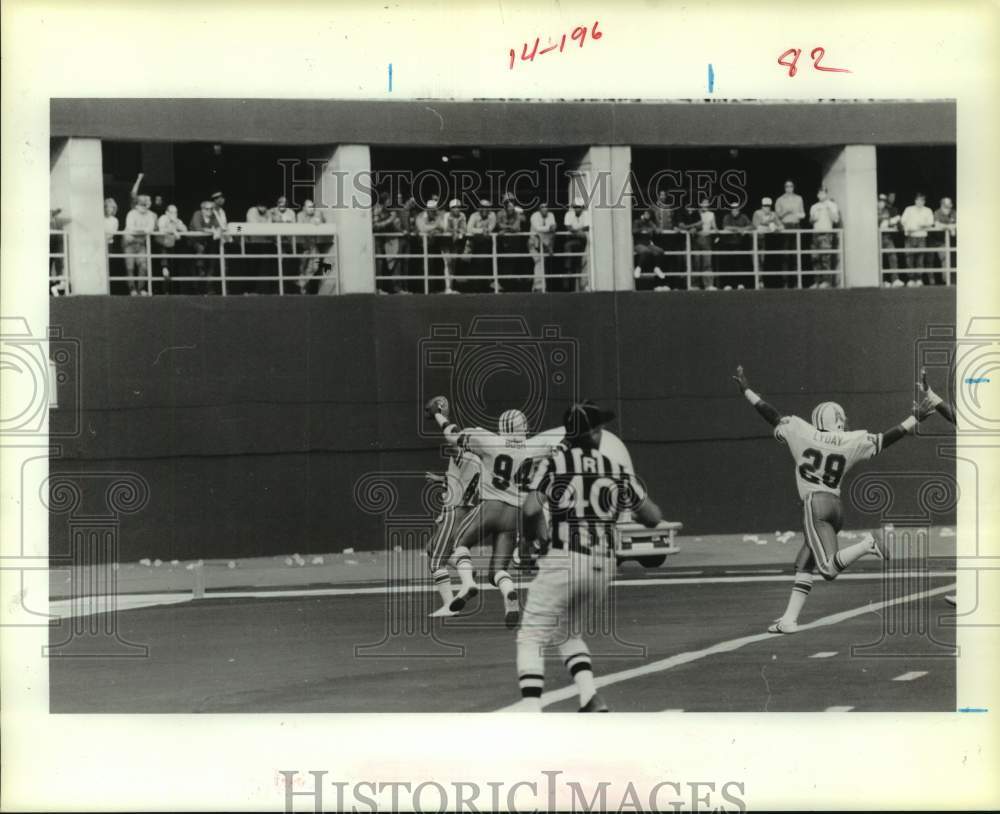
[530,443,645,555]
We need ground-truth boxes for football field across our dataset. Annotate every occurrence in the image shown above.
[49,532,957,714]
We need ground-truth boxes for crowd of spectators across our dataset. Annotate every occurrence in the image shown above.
[878,191,956,286]
[101,175,336,295]
[372,193,590,294]
[631,179,842,291]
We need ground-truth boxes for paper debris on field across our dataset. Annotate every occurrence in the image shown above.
[343,547,355,554]
[139,558,152,567]
[153,559,163,567]
[284,557,293,566]
[742,534,760,542]
[311,556,324,565]
[227,561,236,569]
[170,559,179,566]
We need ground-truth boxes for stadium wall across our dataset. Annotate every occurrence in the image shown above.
[49,289,956,561]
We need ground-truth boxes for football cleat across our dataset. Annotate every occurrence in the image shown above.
[579,693,609,712]
[864,532,890,562]
[944,594,956,607]
[767,619,799,634]
[448,584,478,613]
[428,606,458,618]
[504,590,521,629]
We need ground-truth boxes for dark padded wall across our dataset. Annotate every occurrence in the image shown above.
[49,289,956,561]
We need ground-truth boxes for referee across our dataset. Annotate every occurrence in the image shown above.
[514,401,662,712]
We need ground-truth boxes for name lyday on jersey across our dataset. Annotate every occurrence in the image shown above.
[775,415,882,499]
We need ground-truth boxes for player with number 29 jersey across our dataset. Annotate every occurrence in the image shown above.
[732,366,929,635]
[775,415,881,500]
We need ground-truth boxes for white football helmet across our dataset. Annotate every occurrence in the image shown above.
[812,401,847,432]
[498,408,528,442]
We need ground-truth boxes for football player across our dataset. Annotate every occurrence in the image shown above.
[425,441,482,617]
[732,365,936,633]
[424,396,555,627]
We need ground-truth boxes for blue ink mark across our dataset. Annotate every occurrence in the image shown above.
[959,707,988,713]
[965,377,990,384]
[708,63,715,93]
[388,63,393,92]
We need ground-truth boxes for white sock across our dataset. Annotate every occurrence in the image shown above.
[453,547,476,590]
[782,571,813,623]
[835,539,873,571]
[492,569,515,597]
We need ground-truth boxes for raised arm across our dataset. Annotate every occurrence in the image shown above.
[918,367,957,425]
[424,395,463,446]
[731,365,782,428]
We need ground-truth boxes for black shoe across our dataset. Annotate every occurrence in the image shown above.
[448,585,478,613]
[579,693,609,712]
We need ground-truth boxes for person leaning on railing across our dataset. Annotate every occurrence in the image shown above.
[632,209,667,291]
[188,200,224,294]
[720,204,753,290]
[877,193,902,287]
[155,204,188,294]
[529,203,557,293]
[932,197,956,284]
[775,179,805,287]
[466,199,497,293]
[415,199,450,293]
[752,197,783,289]
[683,199,718,291]
[443,199,468,294]
[808,187,840,289]
[373,195,403,294]
[124,194,157,296]
[496,200,525,292]
[563,199,590,292]
[900,192,935,286]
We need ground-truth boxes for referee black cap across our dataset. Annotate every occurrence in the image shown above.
[563,400,615,440]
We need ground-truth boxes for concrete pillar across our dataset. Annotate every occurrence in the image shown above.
[822,145,879,288]
[317,144,375,294]
[570,145,633,292]
[49,138,108,295]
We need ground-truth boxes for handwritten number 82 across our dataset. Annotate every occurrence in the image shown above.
[778,47,850,78]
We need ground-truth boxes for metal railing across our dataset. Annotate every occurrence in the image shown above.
[50,230,70,295]
[879,227,956,287]
[631,228,844,290]
[105,227,339,295]
[372,230,590,293]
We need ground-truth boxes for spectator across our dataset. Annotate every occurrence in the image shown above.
[128,173,144,207]
[900,192,935,286]
[684,199,718,290]
[808,187,841,288]
[210,191,229,228]
[295,199,325,293]
[752,197,783,288]
[268,195,296,225]
[415,199,449,293]
[496,199,525,292]
[395,194,419,292]
[123,194,157,295]
[151,194,166,217]
[648,189,681,279]
[155,204,187,294]
[529,203,557,293]
[878,193,902,286]
[775,179,805,286]
[466,198,497,292]
[243,200,274,294]
[563,198,591,292]
[49,209,71,295]
[933,197,957,283]
[632,209,667,290]
[442,199,468,293]
[189,200,224,294]
[373,194,403,294]
[720,203,752,289]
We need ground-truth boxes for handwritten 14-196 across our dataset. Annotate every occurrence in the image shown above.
[509,21,602,70]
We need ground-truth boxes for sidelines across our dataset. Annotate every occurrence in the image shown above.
[49,569,958,620]
[495,583,956,712]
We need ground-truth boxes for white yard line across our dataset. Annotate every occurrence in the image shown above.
[50,570,958,620]
[495,583,955,712]
[825,706,855,712]
[810,651,839,658]
[892,671,929,682]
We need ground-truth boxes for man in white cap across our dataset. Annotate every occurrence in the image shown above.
[563,198,591,291]
[442,199,467,292]
[752,197,783,288]
[416,198,449,292]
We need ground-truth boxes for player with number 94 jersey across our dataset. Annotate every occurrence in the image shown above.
[732,365,930,635]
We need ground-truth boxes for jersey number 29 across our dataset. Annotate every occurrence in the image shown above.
[798,448,846,489]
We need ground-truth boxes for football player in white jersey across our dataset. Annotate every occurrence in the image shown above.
[732,365,934,633]
[424,442,482,617]
[424,396,557,627]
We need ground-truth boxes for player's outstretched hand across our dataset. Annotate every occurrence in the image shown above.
[424,395,449,420]
[915,367,943,418]
[424,471,446,484]
[731,365,750,393]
